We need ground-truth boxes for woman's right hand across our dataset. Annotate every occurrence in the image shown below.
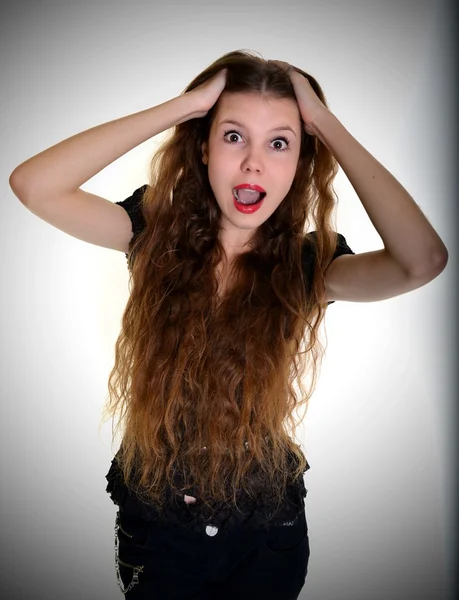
[187,69,227,118]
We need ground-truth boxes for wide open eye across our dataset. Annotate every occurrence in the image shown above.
[223,129,243,143]
[271,137,290,152]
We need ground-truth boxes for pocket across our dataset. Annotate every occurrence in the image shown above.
[117,513,149,548]
[263,511,308,555]
[115,512,145,594]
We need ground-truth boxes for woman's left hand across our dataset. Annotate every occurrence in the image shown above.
[270,60,329,135]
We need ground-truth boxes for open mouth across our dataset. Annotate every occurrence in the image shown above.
[232,188,266,205]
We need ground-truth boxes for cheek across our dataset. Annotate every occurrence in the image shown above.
[276,161,298,188]
[208,154,234,188]
[207,164,220,192]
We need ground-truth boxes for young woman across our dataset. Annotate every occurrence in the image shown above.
[9,50,448,599]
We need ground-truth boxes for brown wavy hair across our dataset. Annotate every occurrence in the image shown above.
[102,49,341,521]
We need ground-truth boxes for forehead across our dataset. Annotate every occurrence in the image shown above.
[212,92,301,132]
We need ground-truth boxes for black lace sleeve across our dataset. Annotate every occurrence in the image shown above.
[115,184,148,261]
[302,231,355,305]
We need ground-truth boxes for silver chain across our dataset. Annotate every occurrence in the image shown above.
[114,513,144,594]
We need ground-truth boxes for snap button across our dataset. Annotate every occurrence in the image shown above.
[205,524,218,537]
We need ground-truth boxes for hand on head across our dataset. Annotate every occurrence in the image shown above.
[270,60,329,135]
[188,69,228,119]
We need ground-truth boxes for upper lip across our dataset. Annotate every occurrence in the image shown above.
[234,184,266,193]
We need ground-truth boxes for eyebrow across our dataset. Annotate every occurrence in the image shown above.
[218,119,297,137]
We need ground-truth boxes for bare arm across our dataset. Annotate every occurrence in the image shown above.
[9,94,202,200]
[315,110,448,303]
[280,63,448,303]
[9,95,202,253]
[8,69,227,253]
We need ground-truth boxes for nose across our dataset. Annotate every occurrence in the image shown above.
[241,146,264,173]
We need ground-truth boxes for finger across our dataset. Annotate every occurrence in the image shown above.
[269,60,293,75]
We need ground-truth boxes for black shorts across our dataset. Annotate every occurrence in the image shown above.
[114,506,310,599]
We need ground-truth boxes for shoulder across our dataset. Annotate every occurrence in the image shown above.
[115,184,149,261]
[302,231,355,304]
[304,231,355,259]
[302,230,355,273]
[115,184,148,231]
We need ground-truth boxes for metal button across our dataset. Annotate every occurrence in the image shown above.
[205,524,218,537]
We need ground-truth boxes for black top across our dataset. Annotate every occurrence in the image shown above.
[106,185,355,531]
[114,184,355,305]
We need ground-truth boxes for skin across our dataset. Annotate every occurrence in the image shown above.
[196,66,447,303]
[201,92,302,261]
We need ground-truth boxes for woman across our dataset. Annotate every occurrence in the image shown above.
[9,50,448,599]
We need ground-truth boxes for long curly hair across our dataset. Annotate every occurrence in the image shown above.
[102,49,341,521]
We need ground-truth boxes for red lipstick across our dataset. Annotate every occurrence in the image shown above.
[232,183,266,214]
[233,197,264,213]
[234,184,266,193]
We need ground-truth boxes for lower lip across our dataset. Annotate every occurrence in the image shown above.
[233,196,264,214]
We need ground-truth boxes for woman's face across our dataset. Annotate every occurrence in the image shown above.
[202,91,303,254]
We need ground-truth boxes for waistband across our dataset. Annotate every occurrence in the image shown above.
[106,455,308,533]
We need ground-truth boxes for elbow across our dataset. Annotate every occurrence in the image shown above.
[9,169,27,201]
[431,249,449,277]
[409,249,449,281]
[9,166,24,188]
[9,169,34,205]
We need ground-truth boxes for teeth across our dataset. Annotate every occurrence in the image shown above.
[233,189,264,205]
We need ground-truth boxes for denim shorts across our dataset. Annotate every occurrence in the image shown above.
[114,506,310,599]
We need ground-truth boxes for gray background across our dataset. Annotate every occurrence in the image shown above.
[1,0,456,598]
